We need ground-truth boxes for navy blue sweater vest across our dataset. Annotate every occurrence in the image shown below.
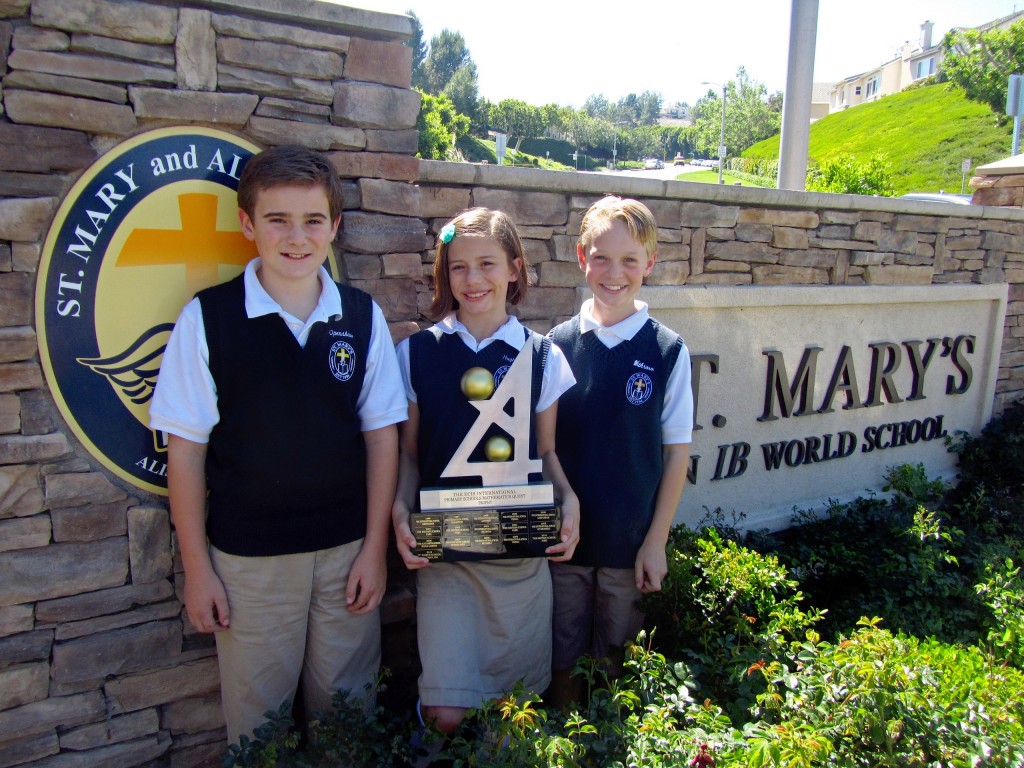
[409,327,548,490]
[549,316,682,568]
[199,275,372,556]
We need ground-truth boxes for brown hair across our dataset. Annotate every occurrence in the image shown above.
[578,195,658,257]
[236,144,344,221]
[428,207,530,321]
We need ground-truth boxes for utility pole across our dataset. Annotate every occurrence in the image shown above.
[778,0,819,190]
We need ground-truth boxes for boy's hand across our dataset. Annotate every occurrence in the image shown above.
[545,493,580,562]
[635,540,668,593]
[184,566,231,632]
[346,546,386,614]
[392,501,431,570]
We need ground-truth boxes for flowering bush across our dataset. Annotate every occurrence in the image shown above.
[227,404,1024,767]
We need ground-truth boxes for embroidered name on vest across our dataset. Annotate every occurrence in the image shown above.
[633,359,654,371]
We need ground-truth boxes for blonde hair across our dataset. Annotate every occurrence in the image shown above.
[428,207,530,321]
[578,196,658,256]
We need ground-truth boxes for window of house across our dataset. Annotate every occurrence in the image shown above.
[916,58,935,79]
[855,86,862,95]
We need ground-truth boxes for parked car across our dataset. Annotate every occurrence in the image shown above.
[673,153,687,165]
[643,157,664,170]
[899,192,973,205]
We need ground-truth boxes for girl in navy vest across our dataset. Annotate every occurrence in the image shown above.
[392,207,580,747]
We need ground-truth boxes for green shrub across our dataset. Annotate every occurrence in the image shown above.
[770,489,982,644]
[224,676,417,768]
[975,558,1024,668]
[726,156,778,181]
[948,400,1024,499]
[223,404,1024,767]
[882,461,948,508]
[750,617,1024,766]
[417,91,470,160]
[806,153,896,196]
[641,527,823,721]
[441,640,751,768]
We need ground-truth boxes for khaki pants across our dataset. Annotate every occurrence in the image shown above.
[211,539,380,745]
[550,563,643,675]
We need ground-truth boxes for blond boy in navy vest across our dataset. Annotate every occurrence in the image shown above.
[547,196,693,706]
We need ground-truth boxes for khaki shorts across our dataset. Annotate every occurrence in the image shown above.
[416,558,552,709]
[211,539,380,744]
[550,563,643,674]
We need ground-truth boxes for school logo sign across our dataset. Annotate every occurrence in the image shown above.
[36,127,262,495]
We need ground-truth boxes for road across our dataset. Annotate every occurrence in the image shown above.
[598,161,711,181]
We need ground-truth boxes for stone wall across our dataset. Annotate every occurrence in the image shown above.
[1,1,1023,767]
[0,2,421,766]
[409,162,1024,412]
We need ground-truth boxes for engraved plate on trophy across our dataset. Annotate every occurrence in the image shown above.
[411,342,561,562]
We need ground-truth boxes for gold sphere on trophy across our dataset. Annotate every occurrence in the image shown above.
[484,435,512,462]
[461,367,495,400]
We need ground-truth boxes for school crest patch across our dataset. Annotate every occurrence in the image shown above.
[329,340,357,381]
[626,372,654,405]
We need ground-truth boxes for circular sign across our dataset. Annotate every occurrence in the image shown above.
[36,127,263,495]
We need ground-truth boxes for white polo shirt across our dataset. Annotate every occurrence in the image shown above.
[396,313,576,412]
[150,258,407,442]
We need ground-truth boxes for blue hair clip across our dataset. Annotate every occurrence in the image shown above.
[439,223,456,244]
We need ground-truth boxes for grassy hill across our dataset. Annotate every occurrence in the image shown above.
[743,83,1013,195]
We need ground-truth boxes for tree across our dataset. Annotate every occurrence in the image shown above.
[691,67,781,159]
[416,90,469,160]
[443,62,479,123]
[542,103,572,140]
[565,109,603,154]
[615,93,640,126]
[422,29,472,95]
[943,20,1024,116]
[472,97,493,137]
[488,99,544,151]
[636,91,663,126]
[405,11,428,91]
[582,94,611,120]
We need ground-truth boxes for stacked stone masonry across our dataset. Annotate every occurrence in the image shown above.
[1,1,1023,766]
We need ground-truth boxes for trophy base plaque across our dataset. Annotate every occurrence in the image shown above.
[411,483,561,562]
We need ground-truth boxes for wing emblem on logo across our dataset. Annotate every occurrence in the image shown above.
[76,323,176,406]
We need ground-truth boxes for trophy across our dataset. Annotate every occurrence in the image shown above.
[411,342,562,562]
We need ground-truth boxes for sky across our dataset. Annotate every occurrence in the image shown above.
[340,0,1020,107]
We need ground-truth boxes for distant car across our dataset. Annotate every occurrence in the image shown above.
[643,157,663,170]
[899,192,973,205]
[673,154,687,165]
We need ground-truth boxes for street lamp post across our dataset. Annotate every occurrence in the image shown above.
[701,81,727,185]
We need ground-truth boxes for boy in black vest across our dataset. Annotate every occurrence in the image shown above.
[149,145,406,744]
[547,196,693,706]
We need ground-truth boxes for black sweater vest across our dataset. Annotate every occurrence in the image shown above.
[409,328,548,489]
[199,275,372,556]
[549,316,682,568]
